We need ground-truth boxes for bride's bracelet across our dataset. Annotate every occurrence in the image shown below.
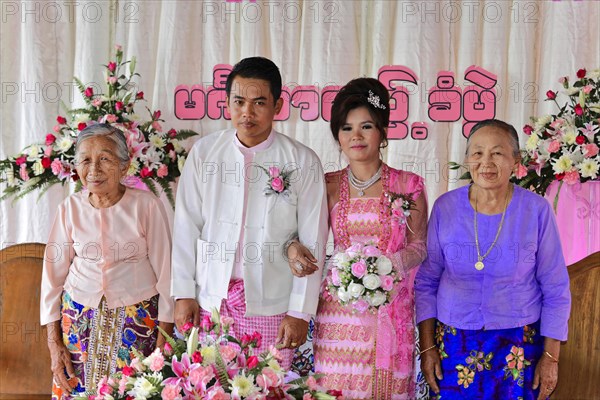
[419,344,437,355]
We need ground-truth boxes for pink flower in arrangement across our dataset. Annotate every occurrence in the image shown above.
[163,342,173,355]
[304,395,316,400]
[206,387,231,400]
[41,157,51,169]
[220,315,235,328]
[51,159,63,175]
[380,275,395,291]
[353,299,369,313]
[576,135,586,145]
[331,267,341,286]
[152,121,163,132]
[363,245,381,257]
[583,143,599,158]
[115,44,122,52]
[523,125,533,135]
[153,110,162,120]
[105,114,118,123]
[574,104,584,116]
[121,365,135,376]
[188,365,215,388]
[156,164,169,178]
[19,164,29,181]
[44,146,53,157]
[163,353,197,392]
[92,98,103,107]
[306,376,318,391]
[256,367,282,390]
[140,166,153,178]
[191,350,202,364]
[168,128,177,137]
[576,68,587,79]
[136,91,145,100]
[583,84,593,94]
[53,124,61,133]
[220,344,238,363]
[56,116,67,125]
[84,87,94,97]
[78,122,88,131]
[547,140,561,153]
[107,61,117,72]
[45,134,56,145]
[271,176,284,192]
[200,314,213,331]
[181,321,193,333]
[564,169,580,185]
[15,155,27,166]
[546,90,556,100]
[107,76,118,85]
[161,385,182,400]
[246,355,259,369]
[351,260,367,278]
[115,101,124,111]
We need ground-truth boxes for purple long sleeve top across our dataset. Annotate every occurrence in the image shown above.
[415,185,571,341]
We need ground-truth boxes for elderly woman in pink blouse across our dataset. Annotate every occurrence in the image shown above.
[40,124,174,399]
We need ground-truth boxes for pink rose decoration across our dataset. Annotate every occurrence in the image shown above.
[121,365,135,376]
[523,125,533,136]
[220,315,235,328]
[247,355,259,369]
[19,164,29,181]
[363,245,381,257]
[353,299,369,313]
[346,243,362,258]
[156,164,168,178]
[271,176,284,192]
[107,61,116,72]
[161,385,182,400]
[115,101,124,111]
[584,143,599,158]
[163,342,173,355]
[207,387,231,400]
[181,321,193,332]
[149,353,165,371]
[351,260,367,278]
[381,275,394,291]
[107,76,117,85]
[269,166,281,177]
[564,170,580,185]
[105,114,118,123]
[84,87,94,97]
[547,140,561,154]
[92,98,103,107]
[200,314,213,331]
[331,267,342,286]
[191,350,202,364]
[51,159,63,176]
[583,84,593,94]
[220,344,237,363]
[515,163,528,179]
[152,121,163,132]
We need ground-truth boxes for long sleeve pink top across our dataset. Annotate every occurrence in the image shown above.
[40,188,174,325]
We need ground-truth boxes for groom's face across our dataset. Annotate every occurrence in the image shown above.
[227,76,283,147]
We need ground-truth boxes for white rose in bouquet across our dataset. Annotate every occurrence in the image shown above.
[338,287,351,302]
[363,274,381,290]
[334,251,351,266]
[375,256,393,275]
[348,282,365,298]
[368,291,387,307]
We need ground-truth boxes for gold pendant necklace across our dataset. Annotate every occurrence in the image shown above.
[473,185,512,270]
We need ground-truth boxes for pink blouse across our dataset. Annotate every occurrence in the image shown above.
[40,188,174,325]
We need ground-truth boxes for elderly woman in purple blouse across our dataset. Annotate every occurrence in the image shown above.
[415,119,571,400]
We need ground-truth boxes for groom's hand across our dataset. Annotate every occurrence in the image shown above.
[174,299,201,332]
[277,315,309,349]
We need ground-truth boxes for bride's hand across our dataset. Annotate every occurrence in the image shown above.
[287,241,319,277]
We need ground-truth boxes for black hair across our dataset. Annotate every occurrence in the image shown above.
[330,77,390,148]
[225,57,282,104]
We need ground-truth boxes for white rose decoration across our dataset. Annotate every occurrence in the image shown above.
[368,291,387,307]
[334,251,351,266]
[348,282,365,298]
[376,256,393,275]
[32,160,44,176]
[363,274,381,290]
[337,287,351,302]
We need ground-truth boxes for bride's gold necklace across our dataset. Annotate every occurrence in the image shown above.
[473,185,512,271]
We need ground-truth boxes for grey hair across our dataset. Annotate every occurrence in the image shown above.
[74,123,130,168]
[465,119,521,158]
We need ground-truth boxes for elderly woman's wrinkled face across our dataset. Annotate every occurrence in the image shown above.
[466,126,519,190]
[76,136,127,196]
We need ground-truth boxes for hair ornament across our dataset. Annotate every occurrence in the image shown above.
[367,90,386,110]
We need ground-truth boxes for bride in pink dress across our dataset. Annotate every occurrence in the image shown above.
[288,78,428,399]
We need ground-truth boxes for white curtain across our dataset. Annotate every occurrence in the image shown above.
[2,0,599,245]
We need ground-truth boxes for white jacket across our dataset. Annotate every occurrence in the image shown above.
[171,129,328,316]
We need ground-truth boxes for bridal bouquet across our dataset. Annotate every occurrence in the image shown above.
[327,243,400,313]
[76,310,339,400]
[516,67,600,196]
[0,45,197,207]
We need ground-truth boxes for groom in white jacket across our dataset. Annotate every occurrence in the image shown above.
[171,57,328,368]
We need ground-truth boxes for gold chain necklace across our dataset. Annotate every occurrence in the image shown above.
[473,185,512,271]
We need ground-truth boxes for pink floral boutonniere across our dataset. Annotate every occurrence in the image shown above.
[387,191,416,226]
[260,165,295,196]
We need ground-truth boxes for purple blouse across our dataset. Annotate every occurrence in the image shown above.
[415,185,571,341]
